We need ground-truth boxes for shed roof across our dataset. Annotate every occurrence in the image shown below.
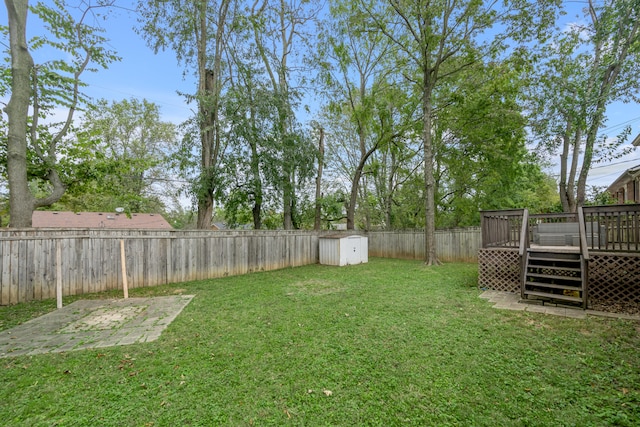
[319,233,366,239]
[32,211,173,229]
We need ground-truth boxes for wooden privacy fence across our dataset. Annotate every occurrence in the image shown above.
[0,229,319,305]
[0,228,480,305]
[367,228,480,262]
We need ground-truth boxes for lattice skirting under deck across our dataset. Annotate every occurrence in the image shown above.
[478,248,520,293]
[589,253,640,303]
[478,249,640,304]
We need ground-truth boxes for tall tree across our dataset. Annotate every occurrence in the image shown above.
[60,98,177,213]
[362,0,557,264]
[220,8,311,230]
[3,0,118,227]
[370,125,421,230]
[318,0,400,230]
[320,82,413,230]
[530,0,640,212]
[221,61,277,229]
[435,60,531,226]
[248,0,319,229]
[137,0,233,228]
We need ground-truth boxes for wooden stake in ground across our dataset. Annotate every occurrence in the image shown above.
[120,239,129,299]
[56,241,63,309]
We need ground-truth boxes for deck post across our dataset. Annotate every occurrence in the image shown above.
[519,209,529,300]
[577,207,590,309]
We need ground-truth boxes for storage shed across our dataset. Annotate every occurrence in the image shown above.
[319,234,368,266]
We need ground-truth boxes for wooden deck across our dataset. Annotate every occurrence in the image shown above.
[479,204,640,308]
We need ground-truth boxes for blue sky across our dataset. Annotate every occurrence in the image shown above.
[0,1,195,123]
[585,104,640,188]
[76,3,196,124]
[2,0,640,190]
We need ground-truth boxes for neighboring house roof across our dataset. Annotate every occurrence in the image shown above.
[632,134,640,147]
[606,164,640,193]
[32,211,173,229]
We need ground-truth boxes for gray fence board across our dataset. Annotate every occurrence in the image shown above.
[0,228,478,305]
[367,228,480,262]
[0,229,322,304]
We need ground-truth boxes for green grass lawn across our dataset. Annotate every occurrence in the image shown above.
[1,258,638,426]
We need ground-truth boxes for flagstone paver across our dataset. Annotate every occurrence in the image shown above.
[0,295,194,358]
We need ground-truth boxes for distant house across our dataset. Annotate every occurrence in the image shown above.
[607,164,640,204]
[32,211,173,229]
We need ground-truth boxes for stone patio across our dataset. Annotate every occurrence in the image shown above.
[0,295,194,358]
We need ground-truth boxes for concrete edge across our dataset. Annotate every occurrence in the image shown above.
[479,290,640,320]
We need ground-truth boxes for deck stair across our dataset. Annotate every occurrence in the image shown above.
[522,249,586,308]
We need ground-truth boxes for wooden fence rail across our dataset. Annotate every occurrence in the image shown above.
[0,229,320,305]
[0,228,480,305]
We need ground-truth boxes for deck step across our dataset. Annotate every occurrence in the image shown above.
[527,256,580,263]
[528,250,580,257]
[523,249,586,308]
[526,272,582,282]
[527,265,582,273]
[524,290,583,303]
[524,282,583,291]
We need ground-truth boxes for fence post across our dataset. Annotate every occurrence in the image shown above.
[56,241,63,309]
[120,239,129,299]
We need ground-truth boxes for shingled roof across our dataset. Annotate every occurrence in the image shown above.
[32,211,173,229]
[606,164,640,204]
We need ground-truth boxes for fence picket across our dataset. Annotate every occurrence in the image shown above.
[367,229,480,262]
[0,229,478,304]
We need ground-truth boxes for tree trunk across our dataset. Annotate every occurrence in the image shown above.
[195,0,230,229]
[346,73,370,230]
[347,140,382,230]
[385,150,395,230]
[252,201,262,230]
[5,0,35,227]
[250,141,263,230]
[314,127,324,231]
[346,168,363,230]
[196,68,215,228]
[283,171,294,230]
[577,101,608,207]
[558,122,571,212]
[559,122,581,213]
[246,81,263,230]
[196,189,214,229]
[423,77,440,265]
[362,177,371,231]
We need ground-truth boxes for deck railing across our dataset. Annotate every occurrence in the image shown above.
[481,204,640,253]
[582,204,640,252]
[518,209,530,257]
[480,209,526,248]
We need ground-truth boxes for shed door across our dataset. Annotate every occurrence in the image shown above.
[344,236,362,265]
